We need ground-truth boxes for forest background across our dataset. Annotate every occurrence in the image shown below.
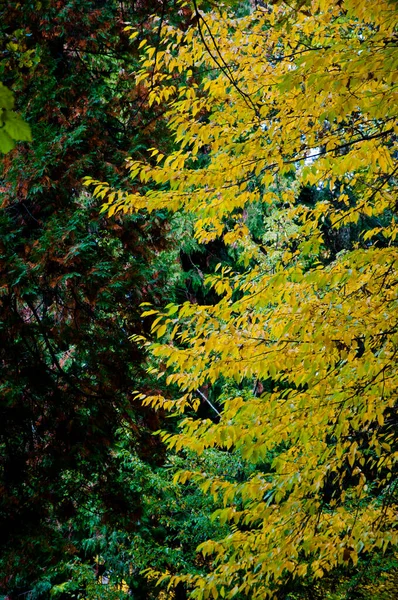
[0,1,397,599]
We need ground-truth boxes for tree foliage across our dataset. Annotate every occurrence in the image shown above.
[0,1,178,595]
[92,0,398,597]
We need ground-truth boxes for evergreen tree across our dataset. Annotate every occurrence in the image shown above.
[0,1,175,594]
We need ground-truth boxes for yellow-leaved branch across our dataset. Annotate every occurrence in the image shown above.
[87,0,397,597]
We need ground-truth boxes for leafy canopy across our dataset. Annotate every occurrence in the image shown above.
[89,0,398,598]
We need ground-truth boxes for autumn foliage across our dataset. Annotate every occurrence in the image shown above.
[89,0,398,597]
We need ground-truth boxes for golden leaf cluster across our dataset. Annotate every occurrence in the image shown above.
[88,1,398,597]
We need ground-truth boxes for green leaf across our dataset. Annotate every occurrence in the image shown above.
[0,83,15,110]
[0,129,15,153]
[3,111,32,141]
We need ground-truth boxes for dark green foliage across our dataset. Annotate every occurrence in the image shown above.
[0,1,178,595]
